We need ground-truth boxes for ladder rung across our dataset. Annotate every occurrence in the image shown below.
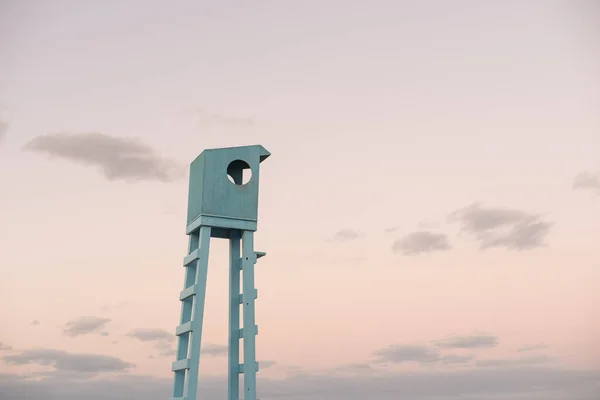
[183,249,200,267]
[238,325,259,338]
[238,361,259,374]
[179,284,197,301]
[172,358,191,372]
[176,321,193,336]
[238,289,258,304]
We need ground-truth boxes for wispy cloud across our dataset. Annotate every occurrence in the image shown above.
[127,329,173,342]
[23,132,185,183]
[127,328,175,357]
[573,171,600,193]
[439,354,475,365]
[0,119,8,143]
[260,360,278,369]
[201,343,228,357]
[333,229,364,241]
[0,342,13,351]
[63,316,111,337]
[476,355,555,368]
[392,231,451,255]
[433,333,499,349]
[518,344,549,353]
[30,320,40,326]
[373,344,440,365]
[449,203,552,250]
[2,361,597,400]
[2,348,134,373]
[126,328,228,358]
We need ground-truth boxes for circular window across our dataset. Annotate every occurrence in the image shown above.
[227,159,252,185]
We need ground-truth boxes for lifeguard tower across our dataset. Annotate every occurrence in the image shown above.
[170,145,270,400]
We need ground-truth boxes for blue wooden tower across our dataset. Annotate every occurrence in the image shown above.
[171,144,270,400]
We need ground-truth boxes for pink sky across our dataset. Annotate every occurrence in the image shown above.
[0,1,599,399]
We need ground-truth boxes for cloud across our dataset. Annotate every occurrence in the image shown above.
[260,360,277,369]
[333,229,364,241]
[0,119,8,142]
[0,342,13,351]
[449,203,552,250]
[201,343,228,356]
[440,354,476,365]
[154,342,175,357]
[373,344,440,365]
[127,329,173,342]
[573,171,600,193]
[127,329,228,358]
[476,355,556,368]
[2,348,134,373]
[392,231,451,255]
[63,316,111,337]
[1,364,598,400]
[23,132,184,183]
[126,328,175,357]
[434,333,499,349]
[518,344,549,353]
[31,320,40,326]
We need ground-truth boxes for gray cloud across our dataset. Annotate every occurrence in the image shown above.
[23,132,184,183]
[333,229,364,241]
[127,328,228,358]
[126,328,175,357]
[63,316,111,337]
[154,342,175,357]
[260,360,277,369]
[31,320,40,325]
[434,333,499,349]
[2,348,134,373]
[373,344,440,365]
[127,329,173,342]
[0,119,8,142]
[201,343,228,357]
[1,363,598,400]
[0,342,13,351]
[476,355,555,368]
[392,231,451,255]
[573,171,600,193]
[518,344,549,353]
[440,354,476,365]
[449,203,552,250]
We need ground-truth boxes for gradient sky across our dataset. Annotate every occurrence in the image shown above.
[1,1,599,399]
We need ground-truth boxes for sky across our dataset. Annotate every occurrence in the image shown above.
[0,0,599,399]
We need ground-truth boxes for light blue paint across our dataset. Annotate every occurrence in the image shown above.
[171,145,270,400]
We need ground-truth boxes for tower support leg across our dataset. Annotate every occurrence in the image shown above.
[241,230,258,400]
[228,229,241,400]
[171,225,211,400]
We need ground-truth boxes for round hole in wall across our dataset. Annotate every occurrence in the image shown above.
[227,159,252,185]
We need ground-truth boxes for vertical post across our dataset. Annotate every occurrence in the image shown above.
[242,230,258,400]
[186,225,212,400]
[228,229,241,400]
